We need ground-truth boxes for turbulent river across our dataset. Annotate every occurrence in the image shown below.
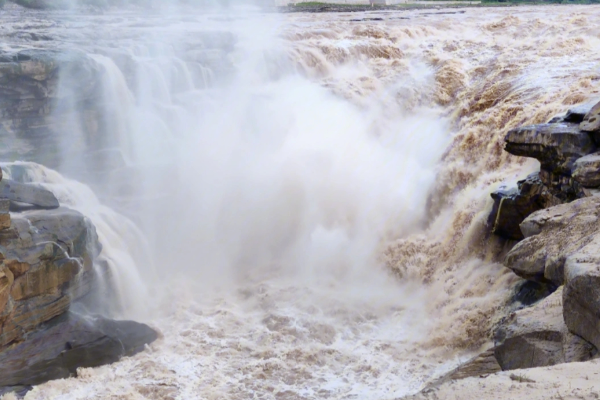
[3,4,600,399]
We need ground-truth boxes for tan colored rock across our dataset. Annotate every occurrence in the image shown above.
[0,266,14,316]
[580,100,600,133]
[0,199,9,231]
[0,207,102,349]
[572,152,600,187]
[505,196,600,286]
[4,260,29,278]
[563,249,600,351]
[11,258,80,301]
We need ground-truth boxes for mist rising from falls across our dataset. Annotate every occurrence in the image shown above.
[11,5,600,399]
[51,10,450,317]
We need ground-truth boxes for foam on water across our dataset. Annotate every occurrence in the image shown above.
[3,4,600,399]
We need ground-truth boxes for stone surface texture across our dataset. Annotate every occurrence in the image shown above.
[490,173,562,240]
[494,287,596,371]
[580,100,600,133]
[0,311,158,395]
[0,207,104,348]
[504,196,600,286]
[572,152,600,187]
[505,123,596,175]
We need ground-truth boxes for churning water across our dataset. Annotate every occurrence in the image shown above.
[4,4,600,399]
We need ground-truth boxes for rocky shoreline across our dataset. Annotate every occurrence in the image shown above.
[0,167,157,397]
[408,100,600,398]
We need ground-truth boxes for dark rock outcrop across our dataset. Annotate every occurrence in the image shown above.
[490,104,600,241]
[494,287,596,371]
[505,123,596,175]
[490,173,561,240]
[0,311,158,396]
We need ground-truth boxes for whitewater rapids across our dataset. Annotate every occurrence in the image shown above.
[3,4,600,400]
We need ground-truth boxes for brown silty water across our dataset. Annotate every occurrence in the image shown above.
[2,4,600,400]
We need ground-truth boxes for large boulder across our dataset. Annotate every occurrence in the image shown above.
[0,311,158,396]
[504,196,600,286]
[563,242,600,351]
[0,178,59,208]
[505,123,596,175]
[572,152,600,188]
[0,207,105,348]
[494,287,596,371]
[501,195,600,353]
[580,100,600,141]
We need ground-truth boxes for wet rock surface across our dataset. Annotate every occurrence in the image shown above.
[0,206,104,348]
[490,103,600,242]
[0,311,158,396]
[505,122,596,175]
[0,165,157,395]
[490,173,561,240]
[494,287,596,371]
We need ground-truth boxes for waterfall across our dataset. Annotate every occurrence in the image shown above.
[9,5,600,399]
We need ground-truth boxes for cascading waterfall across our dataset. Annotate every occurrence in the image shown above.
[6,4,600,400]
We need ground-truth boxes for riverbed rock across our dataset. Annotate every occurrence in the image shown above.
[563,243,600,351]
[0,178,59,208]
[572,152,600,187]
[490,173,562,240]
[505,123,596,175]
[565,104,595,123]
[504,196,600,286]
[0,207,104,348]
[0,199,9,231]
[580,100,600,135]
[0,311,158,396]
[0,49,102,167]
[494,287,596,371]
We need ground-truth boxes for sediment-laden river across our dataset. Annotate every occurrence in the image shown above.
[2,4,600,399]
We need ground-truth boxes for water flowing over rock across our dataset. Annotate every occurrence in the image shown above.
[0,49,102,167]
[490,173,561,240]
[5,4,600,399]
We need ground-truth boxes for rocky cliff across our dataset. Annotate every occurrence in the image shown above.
[0,169,157,396]
[417,100,600,396]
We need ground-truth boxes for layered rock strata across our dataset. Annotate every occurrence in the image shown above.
[0,168,157,395]
[417,100,600,394]
[482,100,600,377]
[491,101,600,240]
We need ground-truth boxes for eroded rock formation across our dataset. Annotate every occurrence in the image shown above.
[494,287,596,370]
[490,101,600,240]
[0,168,157,395]
[483,100,600,377]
